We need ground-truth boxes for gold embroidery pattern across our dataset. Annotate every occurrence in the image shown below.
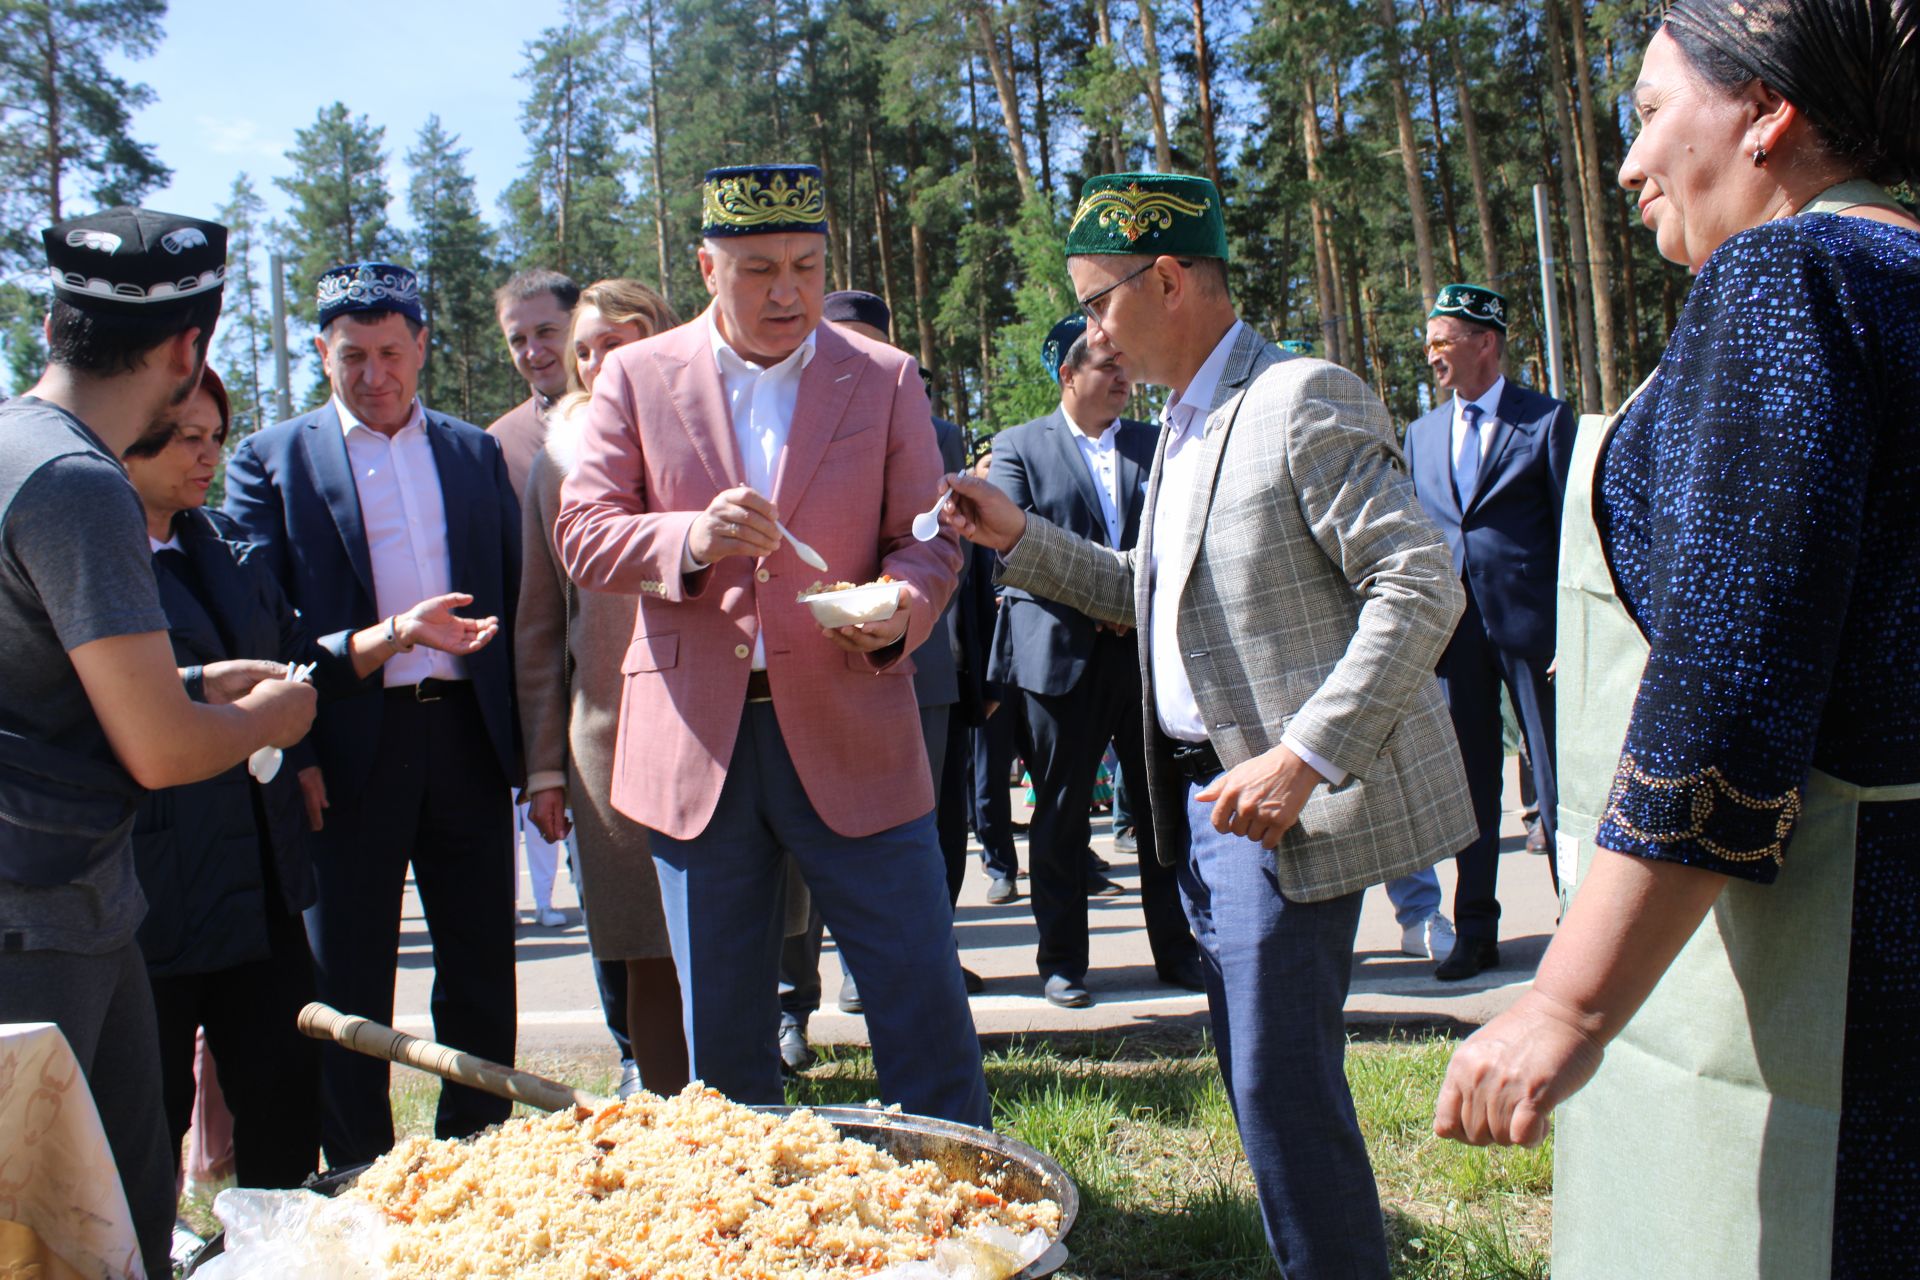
[1069,183,1211,244]
[702,173,826,230]
[1602,753,1801,864]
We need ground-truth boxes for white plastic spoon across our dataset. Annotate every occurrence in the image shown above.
[776,519,829,572]
[911,491,951,542]
[249,661,315,784]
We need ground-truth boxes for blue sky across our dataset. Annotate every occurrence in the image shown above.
[111,0,545,232]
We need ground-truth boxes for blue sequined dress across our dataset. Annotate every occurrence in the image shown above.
[1597,213,1920,1277]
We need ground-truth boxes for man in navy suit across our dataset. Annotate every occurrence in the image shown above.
[1394,284,1574,981]
[223,262,522,1163]
[988,317,1202,1007]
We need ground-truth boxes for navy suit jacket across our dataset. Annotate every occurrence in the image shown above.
[221,402,523,794]
[987,409,1155,697]
[911,417,966,710]
[1404,379,1575,657]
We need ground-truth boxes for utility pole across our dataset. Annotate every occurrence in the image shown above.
[270,251,293,421]
[1533,184,1568,404]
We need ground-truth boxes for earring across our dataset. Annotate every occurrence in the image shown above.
[1752,146,1769,166]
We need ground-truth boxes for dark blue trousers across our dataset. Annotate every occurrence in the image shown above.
[653,703,990,1127]
[1179,783,1390,1280]
[1436,583,1558,940]
[305,686,516,1168]
[970,701,1021,879]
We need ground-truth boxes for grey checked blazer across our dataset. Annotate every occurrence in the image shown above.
[1000,325,1477,902]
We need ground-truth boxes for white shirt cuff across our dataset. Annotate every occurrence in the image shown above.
[1283,733,1346,786]
[681,530,708,576]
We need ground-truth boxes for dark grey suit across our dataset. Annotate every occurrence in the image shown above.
[988,409,1194,983]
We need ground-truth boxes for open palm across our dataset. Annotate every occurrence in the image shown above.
[400,592,500,655]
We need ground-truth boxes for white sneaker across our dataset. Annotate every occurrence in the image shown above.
[536,907,566,928]
[171,1219,206,1268]
[1401,912,1456,960]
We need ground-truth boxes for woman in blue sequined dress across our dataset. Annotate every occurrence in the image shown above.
[1436,2,1920,1276]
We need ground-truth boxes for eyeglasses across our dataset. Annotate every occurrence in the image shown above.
[1424,333,1490,355]
[1077,261,1158,323]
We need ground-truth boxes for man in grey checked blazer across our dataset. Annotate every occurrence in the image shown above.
[946,172,1475,1279]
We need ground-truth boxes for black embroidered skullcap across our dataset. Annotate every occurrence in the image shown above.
[317,262,424,329]
[42,207,226,315]
[823,290,891,333]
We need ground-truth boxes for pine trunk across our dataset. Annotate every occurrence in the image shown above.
[643,0,671,306]
[41,10,61,219]
[970,4,1037,201]
[1416,0,1465,281]
[1300,70,1344,365]
[1376,0,1439,311]
[1031,21,1053,198]
[866,119,900,328]
[1566,0,1620,407]
[1138,0,1174,171]
[1541,0,1601,410]
[1441,0,1501,280]
[1191,0,1222,186]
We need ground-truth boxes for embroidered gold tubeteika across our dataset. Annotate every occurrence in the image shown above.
[1602,753,1801,864]
[702,172,827,230]
[1069,182,1211,244]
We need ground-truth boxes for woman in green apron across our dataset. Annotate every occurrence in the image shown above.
[1434,5,1920,1277]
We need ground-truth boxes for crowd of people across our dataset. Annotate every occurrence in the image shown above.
[0,2,1915,1278]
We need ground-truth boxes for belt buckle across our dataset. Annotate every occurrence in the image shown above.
[413,679,444,703]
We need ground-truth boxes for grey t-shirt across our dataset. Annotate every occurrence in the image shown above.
[0,395,168,953]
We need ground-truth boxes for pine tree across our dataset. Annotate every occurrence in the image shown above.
[406,116,515,423]
[0,0,171,270]
[215,174,272,443]
[276,102,395,303]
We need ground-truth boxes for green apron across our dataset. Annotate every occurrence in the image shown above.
[1550,182,1920,1280]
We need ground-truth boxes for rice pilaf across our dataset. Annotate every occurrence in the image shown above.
[341,1085,1061,1278]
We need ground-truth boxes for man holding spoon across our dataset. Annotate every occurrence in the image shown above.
[556,164,988,1126]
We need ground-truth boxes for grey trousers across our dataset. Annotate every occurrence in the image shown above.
[0,941,174,1279]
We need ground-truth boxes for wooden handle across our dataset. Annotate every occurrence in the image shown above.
[298,1002,610,1115]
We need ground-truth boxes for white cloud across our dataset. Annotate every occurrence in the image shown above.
[194,115,284,159]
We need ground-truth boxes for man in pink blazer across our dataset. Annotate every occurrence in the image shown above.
[554,164,988,1125]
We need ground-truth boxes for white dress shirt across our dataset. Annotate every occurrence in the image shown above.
[1062,408,1125,547]
[691,311,819,669]
[338,397,463,686]
[1449,375,1506,502]
[1147,321,1343,784]
[148,534,182,554]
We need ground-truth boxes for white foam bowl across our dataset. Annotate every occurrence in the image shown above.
[798,582,902,628]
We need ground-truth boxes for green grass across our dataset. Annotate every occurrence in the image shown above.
[182,1033,1550,1279]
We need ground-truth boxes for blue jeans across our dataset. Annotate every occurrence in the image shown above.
[651,703,991,1128]
[1383,867,1442,929]
[1180,784,1390,1279]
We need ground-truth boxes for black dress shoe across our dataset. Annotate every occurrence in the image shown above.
[1088,872,1125,897]
[961,966,985,994]
[837,974,864,1014]
[1156,954,1208,992]
[778,1024,816,1074]
[1085,848,1111,872]
[1435,937,1500,982]
[1044,974,1093,1008]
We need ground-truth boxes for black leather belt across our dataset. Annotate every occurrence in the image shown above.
[1167,738,1223,784]
[745,669,773,703]
[385,677,469,703]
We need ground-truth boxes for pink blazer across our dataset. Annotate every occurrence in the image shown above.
[555,313,962,840]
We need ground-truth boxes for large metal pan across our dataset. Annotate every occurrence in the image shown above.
[187,1006,1077,1278]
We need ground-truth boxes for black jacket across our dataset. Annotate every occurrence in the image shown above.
[133,509,356,977]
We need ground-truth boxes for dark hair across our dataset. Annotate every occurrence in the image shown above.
[123,364,231,460]
[45,292,221,378]
[1059,333,1096,378]
[1664,0,1920,185]
[493,268,580,315]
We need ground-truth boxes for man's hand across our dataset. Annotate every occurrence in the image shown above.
[298,765,328,832]
[939,472,1027,553]
[688,486,781,564]
[398,592,500,656]
[1434,989,1606,1147]
[237,678,318,750]
[821,587,911,653]
[528,788,571,843]
[200,659,290,705]
[1195,744,1322,849]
